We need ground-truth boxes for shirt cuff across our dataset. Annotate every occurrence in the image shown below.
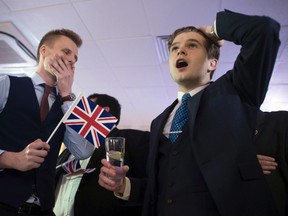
[61,101,74,113]
[0,150,5,171]
[114,177,131,200]
[212,20,219,38]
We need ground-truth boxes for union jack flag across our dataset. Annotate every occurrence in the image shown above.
[62,95,118,148]
[61,157,96,177]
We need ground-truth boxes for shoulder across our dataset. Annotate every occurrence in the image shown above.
[265,111,288,121]
[8,75,32,85]
[117,129,150,145]
[261,111,288,133]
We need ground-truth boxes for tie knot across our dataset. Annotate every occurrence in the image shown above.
[181,93,191,104]
[41,84,53,94]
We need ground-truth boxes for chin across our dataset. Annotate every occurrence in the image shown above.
[46,70,57,80]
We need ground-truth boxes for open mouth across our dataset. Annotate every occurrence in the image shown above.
[176,59,188,68]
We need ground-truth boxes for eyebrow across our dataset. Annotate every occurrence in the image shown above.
[171,38,202,48]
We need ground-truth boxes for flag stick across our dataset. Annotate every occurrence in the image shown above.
[56,156,76,169]
[46,93,83,144]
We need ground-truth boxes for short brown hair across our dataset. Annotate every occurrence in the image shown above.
[37,28,82,62]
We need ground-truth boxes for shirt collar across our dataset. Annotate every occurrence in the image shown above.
[31,72,58,88]
[177,84,209,102]
[31,72,45,86]
[31,72,58,94]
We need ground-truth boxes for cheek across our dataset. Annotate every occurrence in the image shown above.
[168,58,175,70]
[168,63,176,78]
[44,60,50,71]
[43,59,55,76]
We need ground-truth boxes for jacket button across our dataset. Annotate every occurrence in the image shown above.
[172,150,178,156]
[167,199,173,204]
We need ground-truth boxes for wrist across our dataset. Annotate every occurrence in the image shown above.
[210,22,219,39]
[0,151,14,169]
[116,177,126,194]
[61,93,76,103]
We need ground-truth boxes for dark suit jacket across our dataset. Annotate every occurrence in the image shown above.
[55,128,150,216]
[255,111,288,216]
[129,10,281,216]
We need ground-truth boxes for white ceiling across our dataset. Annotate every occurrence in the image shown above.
[0,0,287,131]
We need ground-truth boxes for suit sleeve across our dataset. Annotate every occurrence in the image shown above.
[216,10,281,107]
[123,130,150,205]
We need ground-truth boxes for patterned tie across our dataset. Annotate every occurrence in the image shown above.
[40,84,52,122]
[169,93,191,143]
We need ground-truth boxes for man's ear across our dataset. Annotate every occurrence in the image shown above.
[39,45,47,57]
[103,106,110,113]
[208,59,218,72]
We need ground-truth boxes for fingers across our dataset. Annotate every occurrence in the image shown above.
[122,165,129,173]
[2,139,50,172]
[99,159,117,180]
[19,139,50,171]
[198,25,224,47]
[30,139,50,152]
[99,159,129,192]
[257,154,278,175]
[217,39,224,47]
[50,55,72,76]
[99,166,120,191]
[257,154,276,161]
[101,158,112,167]
[99,169,119,191]
[257,154,278,166]
[100,159,129,178]
[48,55,74,95]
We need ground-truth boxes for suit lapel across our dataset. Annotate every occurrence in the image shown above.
[56,149,71,165]
[186,89,205,166]
[187,89,204,139]
[253,111,267,145]
[148,100,177,200]
[150,100,177,153]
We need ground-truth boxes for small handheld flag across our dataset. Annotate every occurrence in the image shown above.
[61,157,95,177]
[62,95,118,148]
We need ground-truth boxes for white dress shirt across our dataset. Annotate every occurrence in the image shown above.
[54,155,91,216]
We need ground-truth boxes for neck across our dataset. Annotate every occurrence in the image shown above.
[37,67,57,86]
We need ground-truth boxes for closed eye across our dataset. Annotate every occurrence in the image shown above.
[62,48,71,55]
[62,48,78,62]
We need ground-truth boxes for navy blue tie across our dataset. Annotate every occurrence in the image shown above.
[169,93,191,143]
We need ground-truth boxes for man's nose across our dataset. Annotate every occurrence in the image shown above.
[177,48,187,56]
[68,56,77,64]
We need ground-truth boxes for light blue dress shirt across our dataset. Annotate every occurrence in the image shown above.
[0,73,94,159]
